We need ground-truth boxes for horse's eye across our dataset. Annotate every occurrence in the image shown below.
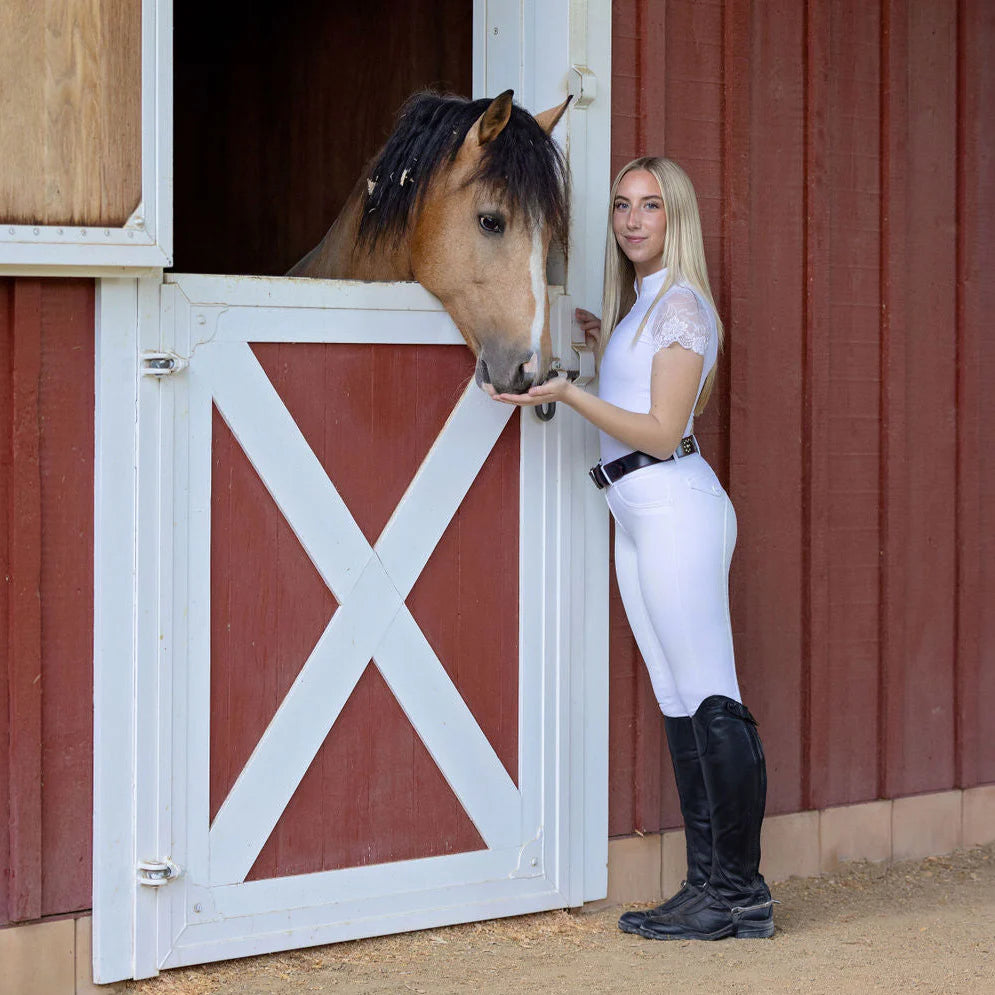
[479,214,505,235]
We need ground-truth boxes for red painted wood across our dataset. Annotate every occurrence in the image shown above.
[210,343,518,877]
[38,280,95,916]
[882,0,959,797]
[0,279,13,925]
[8,279,44,922]
[956,0,995,789]
[726,0,808,816]
[611,0,640,180]
[0,278,94,926]
[808,0,884,809]
[879,0,910,803]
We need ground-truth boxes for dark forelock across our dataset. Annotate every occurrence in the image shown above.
[357,91,569,251]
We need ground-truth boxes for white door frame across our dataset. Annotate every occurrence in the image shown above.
[93,2,611,982]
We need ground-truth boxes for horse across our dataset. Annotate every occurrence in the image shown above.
[288,89,571,395]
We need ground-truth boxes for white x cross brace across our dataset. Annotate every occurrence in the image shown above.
[201,342,521,885]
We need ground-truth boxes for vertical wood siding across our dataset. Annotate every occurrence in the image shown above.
[609,0,995,834]
[1,279,94,924]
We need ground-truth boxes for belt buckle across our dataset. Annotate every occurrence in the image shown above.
[589,463,611,489]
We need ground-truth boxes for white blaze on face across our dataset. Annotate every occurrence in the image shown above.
[528,225,545,358]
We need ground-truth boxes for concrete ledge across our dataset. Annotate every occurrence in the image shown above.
[893,790,963,861]
[0,916,125,995]
[606,783,995,905]
[0,918,75,995]
[605,833,661,904]
[759,810,820,882]
[963,784,995,847]
[820,799,892,871]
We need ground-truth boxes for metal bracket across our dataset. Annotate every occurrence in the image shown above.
[569,65,598,109]
[137,858,181,887]
[509,829,543,878]
[141,351,189,377]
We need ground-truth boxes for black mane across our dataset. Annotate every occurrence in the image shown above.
[357,91,569,251]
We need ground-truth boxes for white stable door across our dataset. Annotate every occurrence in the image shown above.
[128,276,593,975]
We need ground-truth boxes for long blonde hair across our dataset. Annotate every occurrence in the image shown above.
[598,157,723,415]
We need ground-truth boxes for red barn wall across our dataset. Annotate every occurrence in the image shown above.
[1,278,95,925]
[2,0,994,930]
[608,0,995,837]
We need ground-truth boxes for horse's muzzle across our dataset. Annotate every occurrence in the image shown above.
[475,350,545,396]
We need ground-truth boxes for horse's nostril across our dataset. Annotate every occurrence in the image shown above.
[513,363,535,393]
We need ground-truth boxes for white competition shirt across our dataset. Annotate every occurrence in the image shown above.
[597,267,718,464]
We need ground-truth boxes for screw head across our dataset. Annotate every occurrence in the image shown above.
[193,902,203,913]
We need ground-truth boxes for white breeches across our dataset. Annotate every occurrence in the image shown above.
[605,453,742,718]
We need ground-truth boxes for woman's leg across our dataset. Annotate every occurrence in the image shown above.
[610,517,685,717]
[618,470,773,940]
[625,476,740,715]
[610,512,713,932]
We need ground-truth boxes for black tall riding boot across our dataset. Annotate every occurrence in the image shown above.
[639,696,776,940]
[617,715,713,934]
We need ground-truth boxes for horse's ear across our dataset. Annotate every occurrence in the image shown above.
[533,94,573,135]
[474,89,515,146]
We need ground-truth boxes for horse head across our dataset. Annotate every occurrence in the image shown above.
[341,91,570,395]
[406,92,570,394]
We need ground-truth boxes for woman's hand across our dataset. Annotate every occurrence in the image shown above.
[489,373,575,408]
[575,307,601,349]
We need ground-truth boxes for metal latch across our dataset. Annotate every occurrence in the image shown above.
[141,351,189,377]
[137,858,181,886]
[535,300,597,421]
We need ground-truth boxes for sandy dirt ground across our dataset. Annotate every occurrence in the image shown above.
[128,843,995,995]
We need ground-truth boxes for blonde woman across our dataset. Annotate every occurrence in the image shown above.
[493,157,775,941]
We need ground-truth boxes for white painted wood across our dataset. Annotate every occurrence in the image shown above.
[166,273,450,311]
[92,279,140,984]
[162,880,567,970]
[205,846,537,919]
[0,0,172,270]
[133,275,173,979]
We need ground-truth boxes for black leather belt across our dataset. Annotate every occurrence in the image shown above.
[589,435,699,490]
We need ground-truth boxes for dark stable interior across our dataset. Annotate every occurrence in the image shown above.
[173,0,471,276]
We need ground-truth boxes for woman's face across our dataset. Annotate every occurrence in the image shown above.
[612,169,667,279]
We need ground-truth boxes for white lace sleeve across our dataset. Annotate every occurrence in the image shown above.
[646,289,709,356]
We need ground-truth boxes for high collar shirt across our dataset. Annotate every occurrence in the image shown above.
[597,267,718,463]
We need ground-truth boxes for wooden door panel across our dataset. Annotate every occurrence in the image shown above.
[209,341,520,877]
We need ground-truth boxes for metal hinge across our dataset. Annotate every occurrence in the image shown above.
[137,858,181,886]
[141,351,189,377]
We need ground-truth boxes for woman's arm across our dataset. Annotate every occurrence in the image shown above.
[493,343,704,460]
